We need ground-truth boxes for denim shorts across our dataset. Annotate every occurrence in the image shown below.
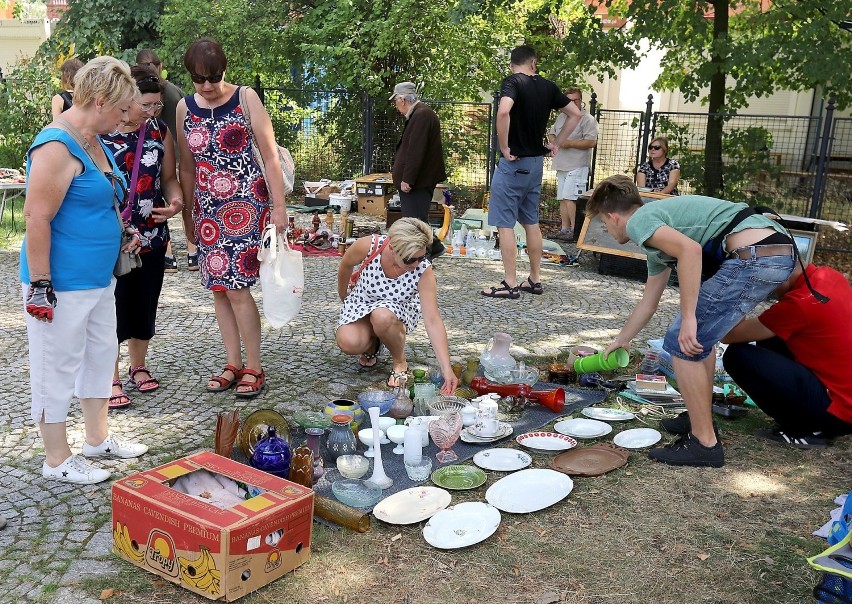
[663,254,795,361]
[487,156,543,227]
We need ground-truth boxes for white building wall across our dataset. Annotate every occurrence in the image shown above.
[0,18,50,75]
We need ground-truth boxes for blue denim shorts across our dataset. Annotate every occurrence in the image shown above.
[663,254,795,361]
[487,156,543,227]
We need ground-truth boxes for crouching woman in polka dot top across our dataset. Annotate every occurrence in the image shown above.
[336,218,459,393]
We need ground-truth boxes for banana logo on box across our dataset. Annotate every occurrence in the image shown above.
[178,546,222,596]
[112,521,144,563]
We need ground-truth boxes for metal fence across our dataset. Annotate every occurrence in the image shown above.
[254,83,851,249]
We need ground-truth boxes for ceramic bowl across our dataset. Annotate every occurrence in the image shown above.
[357,428,385,447]
[357,390,395,415]
[336,454,370,479]
[331,478,382,508]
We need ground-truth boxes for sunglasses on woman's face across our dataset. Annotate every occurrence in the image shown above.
[190,72,224,84]
[648,145,663,151]
[402,253,427,265]
[105,172,128,206]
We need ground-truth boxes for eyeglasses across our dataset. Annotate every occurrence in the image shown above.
[105,171,128,207]
[190,72,224,84]
[402,253,427,265]
[567,97,581,102]
[648,145,663,151]
[136,101,164,112]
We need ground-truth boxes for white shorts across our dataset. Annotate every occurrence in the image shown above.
[556,167,589,201]
[24,281,118,424]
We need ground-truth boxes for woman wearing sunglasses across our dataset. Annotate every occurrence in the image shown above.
[637,136,680,195]
[101,65,185,409]
[176,39,288,399]
[21,57,148,485]
[336,218,459,393]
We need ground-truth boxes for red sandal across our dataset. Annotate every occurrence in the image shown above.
[127,365,160,393]
[109,380,132,409]
[207,364,244,392]
[235,368,266,399]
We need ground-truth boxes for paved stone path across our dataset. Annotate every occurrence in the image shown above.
[0,216,679,603]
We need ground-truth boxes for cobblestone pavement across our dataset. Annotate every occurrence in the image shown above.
[0,216,679,603]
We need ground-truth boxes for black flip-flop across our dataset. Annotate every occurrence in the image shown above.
[481,280,520,299]
[518,277,544,295]
[357,339,382,370]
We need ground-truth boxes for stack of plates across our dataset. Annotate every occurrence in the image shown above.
[460,422,513,443]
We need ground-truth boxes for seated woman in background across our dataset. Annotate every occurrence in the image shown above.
[336,217,458,394]
[51,58,83,119]
[637,136,680,195]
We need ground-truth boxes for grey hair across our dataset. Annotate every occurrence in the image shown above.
[399,92,419,104]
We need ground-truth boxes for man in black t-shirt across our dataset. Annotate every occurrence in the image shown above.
[481,45,581,300]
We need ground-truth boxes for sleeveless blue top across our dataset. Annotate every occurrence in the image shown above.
[20,128,125,291]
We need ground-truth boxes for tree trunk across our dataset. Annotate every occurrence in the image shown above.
[704,0,728,196]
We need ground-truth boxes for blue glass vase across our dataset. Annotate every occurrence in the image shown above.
[249,426,291,479]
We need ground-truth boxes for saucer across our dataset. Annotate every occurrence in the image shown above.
[460,422,513,443]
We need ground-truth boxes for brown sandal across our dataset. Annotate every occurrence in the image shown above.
[235,368,266,399]
[207,364,244,392]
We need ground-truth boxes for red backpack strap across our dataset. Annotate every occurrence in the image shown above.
[349,235,388,287]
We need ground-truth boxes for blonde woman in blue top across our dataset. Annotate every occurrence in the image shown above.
[21,57,148,485]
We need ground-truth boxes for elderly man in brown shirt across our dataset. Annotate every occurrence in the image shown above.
[390,82,447,259]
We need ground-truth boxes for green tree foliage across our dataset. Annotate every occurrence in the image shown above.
[562,0,852,195]
[0,55,54,168]
[47,0,164,62]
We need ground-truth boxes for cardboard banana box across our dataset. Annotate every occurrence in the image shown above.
[112,451,313,601]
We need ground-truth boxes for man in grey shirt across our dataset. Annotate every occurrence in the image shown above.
[548,87,598,240]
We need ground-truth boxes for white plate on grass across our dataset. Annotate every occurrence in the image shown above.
[422,502,501,549]
[613,428,662,449]
[515,431,577,452]
[485,469,573,513]
[582,407,636,422]
[372,487,451,525]
[472,448,532,472]
[553,418,613,439]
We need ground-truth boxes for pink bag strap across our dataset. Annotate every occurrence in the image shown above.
[121,122,147,221]
[349,235,388,287]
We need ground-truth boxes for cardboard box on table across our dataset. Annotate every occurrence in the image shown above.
[111,451,313,601]
[355,173,394,217]
[304,184,340,207]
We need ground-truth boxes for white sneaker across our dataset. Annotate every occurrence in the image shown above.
[82,434,148,459]
[43,454,111,484]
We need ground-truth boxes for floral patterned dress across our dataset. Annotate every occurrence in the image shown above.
[183,87,270,290]
[101,118,170,252]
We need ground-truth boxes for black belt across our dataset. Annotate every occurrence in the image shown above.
[727,244,794,260]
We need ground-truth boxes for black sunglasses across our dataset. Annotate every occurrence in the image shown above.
[402,253,427,265]
[648,144,663,151]
[190,72,224,84]
[105,171,129,207]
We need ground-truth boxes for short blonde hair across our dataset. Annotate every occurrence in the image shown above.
[72,57,138,108]
[387,217,432,261]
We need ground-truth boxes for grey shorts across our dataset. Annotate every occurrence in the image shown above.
[487,156,543,227]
